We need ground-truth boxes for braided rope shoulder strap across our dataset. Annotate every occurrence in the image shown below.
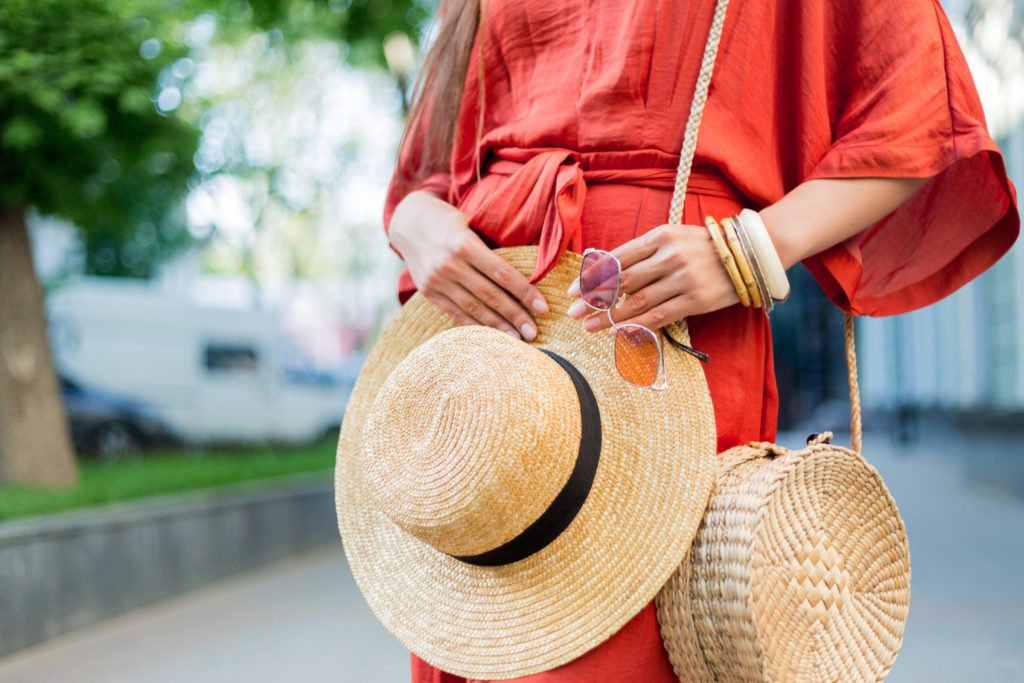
[845,312,862,453]
[666,0,863,454]
[666,0,729,226]
[661,0,729,353]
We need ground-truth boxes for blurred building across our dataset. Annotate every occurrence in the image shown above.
[859,0,1024,421]
[774,0,1024,435]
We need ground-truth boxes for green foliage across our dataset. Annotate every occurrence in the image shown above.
[0,0,427,277]
[182,0,432,65]
[0,0,198,275]
[0,437,335,520]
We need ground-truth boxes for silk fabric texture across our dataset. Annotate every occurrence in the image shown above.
[382,0,1020,680]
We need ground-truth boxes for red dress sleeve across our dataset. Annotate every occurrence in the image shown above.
[381,115,454,240]
[800,0,1019,316]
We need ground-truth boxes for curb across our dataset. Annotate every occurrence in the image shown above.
[0,472,338,658]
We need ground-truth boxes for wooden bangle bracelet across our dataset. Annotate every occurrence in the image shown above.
[704,216,751,307]
[730,213,774,316]
[738,208,790,302]
[721,217,763,309]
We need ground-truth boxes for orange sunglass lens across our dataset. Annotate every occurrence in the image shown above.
[615,325,661,387]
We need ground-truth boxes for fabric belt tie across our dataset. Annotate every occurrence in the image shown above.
[460,146,745,284]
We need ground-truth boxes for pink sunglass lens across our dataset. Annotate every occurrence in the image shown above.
[579,251,619,311]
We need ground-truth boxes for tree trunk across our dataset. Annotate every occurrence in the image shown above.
[0,206,78,487]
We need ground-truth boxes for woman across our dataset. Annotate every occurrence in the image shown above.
[382,0,1019,681]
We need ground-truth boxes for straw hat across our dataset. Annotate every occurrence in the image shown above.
[335,246,716,679]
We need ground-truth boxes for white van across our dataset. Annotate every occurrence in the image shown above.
[47,277,352,446]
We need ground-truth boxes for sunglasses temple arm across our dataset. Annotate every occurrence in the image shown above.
[661,327,710,364]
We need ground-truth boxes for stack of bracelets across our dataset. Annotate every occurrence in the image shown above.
[704,208,791,316]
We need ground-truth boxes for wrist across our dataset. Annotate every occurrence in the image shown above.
[757,204,800,270]
[390,191,469,256]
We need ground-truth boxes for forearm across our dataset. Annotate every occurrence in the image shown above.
[760,176,930,270]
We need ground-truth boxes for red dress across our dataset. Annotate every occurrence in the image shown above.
[382,1,1020,681]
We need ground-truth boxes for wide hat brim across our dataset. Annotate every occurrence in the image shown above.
[335,247,716,679]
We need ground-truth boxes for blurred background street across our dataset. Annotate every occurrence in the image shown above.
[1,427,1023,683]
[1,0,1023,681]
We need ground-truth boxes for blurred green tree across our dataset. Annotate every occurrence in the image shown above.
[0,0,198,486]
[204,0,430,65]
[0,0,425,487]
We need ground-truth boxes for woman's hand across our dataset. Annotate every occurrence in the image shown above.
[566,223,738,332]
[389,190,549,341]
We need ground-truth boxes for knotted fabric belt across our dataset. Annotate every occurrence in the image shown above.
[460,146,745,284]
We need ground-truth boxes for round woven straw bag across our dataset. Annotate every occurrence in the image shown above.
[656,315,912,682]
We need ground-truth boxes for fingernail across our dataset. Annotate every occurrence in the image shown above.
[567,299,588,319]
[520,323,537,341]
[531,297,549,315]
[567,280,580,297]
[583,316,603,332]
[505,328,521,340]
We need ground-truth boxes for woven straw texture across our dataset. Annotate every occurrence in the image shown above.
[656,434,912,682]
[336,246,717,680]
[361,326,586,558]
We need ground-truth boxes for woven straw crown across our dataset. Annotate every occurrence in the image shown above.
[362,328,585,558]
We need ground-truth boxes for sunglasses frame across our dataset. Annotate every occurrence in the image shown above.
[577,248,709,390]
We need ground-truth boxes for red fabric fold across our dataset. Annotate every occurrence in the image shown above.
[461,149,585,285]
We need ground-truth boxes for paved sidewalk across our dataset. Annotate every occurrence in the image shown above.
[0,430,1022,682]
[0,547,407,683]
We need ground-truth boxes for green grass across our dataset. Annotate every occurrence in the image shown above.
[0,437,337,521]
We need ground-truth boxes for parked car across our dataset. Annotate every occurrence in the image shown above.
[47,277,351,447]
[61,374,177,459]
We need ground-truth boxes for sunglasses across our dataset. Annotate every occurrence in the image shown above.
[577,248,709,390]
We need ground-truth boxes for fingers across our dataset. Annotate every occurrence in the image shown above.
[568,248,676,322]
[423,283,529,339]
[424,290,475,327]
[585,259,737,332]
[567,225,676,300]
[457,266,539,340]
[611,296,691,332]
[446,280,530,337]
[419,229,548,341]
[464,238,549,317]
[616,259,666,301]
[609,269,737,331]
[421,259,510,334]
[609,224,666,270]
[582,277,683,332]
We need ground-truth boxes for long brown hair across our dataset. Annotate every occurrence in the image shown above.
[400,0,486,194]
